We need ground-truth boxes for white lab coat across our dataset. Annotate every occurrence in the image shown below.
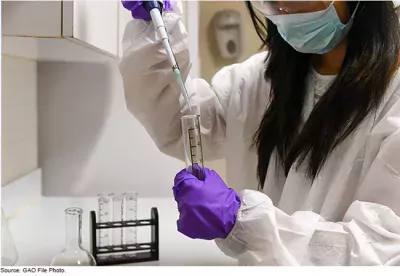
[119,2,400,265]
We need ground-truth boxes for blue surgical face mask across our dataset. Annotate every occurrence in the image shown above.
[266,2,359,54]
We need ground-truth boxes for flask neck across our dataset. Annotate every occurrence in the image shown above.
[64,208,83,249]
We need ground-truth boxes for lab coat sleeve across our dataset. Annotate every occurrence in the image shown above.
[215,130,400,265]
[216,191,400,265]
[119,3,244,161]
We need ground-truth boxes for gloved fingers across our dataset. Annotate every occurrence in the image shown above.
[208,168,229,186]
[177,217,214,240]
[187,164,205,180]
[122,0,173,20]
[173,168,201,197]
[177,206,227,240]
[163,0,173,12]
[174,166,206,183]
[177,219,197,239]
[203,167,214,176]
[121,0,141,10]
[174,168,196,183]
[121,0,151,21]
[173,165,240,241]
[188,164,201,174]
[173,176,200,195]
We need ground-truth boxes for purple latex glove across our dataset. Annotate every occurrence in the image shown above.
[173,167,241,240]
[121,0,172,21]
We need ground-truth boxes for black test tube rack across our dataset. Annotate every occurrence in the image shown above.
[90,207,159,266]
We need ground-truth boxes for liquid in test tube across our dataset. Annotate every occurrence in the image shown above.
[123,192,138,246]
[181,114,204,180]
[111,194,124,247]
[97,194,111,247]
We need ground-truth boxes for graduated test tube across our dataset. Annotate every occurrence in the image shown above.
[122,192,138,246]
[111,194,124,247]
[181,114,204,180]
[97,194,111,248]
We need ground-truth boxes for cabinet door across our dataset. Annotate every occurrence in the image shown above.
[183,1,200,78]
[2,1,62,37]
[66,0,119,57]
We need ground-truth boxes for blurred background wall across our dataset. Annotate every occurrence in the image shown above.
[199,1,262,180]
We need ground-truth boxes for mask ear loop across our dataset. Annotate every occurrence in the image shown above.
[331,0,360,26]
[330,0,360,21]
[350,1,361,20]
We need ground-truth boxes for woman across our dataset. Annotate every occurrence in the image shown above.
[120,1,400,265]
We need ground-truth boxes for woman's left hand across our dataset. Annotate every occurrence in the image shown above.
[173,167,241,240]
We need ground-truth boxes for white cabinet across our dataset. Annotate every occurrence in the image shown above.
[183,1,200,78]
[2,1,119,62]
[2,1,200,63]
[70,1,119,57]
[2,2,63,37]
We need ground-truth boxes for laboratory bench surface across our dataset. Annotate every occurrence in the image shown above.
[2,170,237,266]
[7,197,237,266]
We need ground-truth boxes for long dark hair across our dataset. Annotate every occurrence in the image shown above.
[247,1,400,189]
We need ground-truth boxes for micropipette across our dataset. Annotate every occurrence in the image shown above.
[142,0,192,111]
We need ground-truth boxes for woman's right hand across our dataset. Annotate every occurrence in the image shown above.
[121,1,172,21]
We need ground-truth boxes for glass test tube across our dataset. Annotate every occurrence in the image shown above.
[122,192,138,246]
[181,114,204,180]
[97,194,111,247]
[111,194,124,247]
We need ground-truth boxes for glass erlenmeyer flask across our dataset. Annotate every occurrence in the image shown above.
[50,207,96,266]
[1,208,18,266]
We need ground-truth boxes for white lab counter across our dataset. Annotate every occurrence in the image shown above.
[2,170,237,266]
[10,197,237,266]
